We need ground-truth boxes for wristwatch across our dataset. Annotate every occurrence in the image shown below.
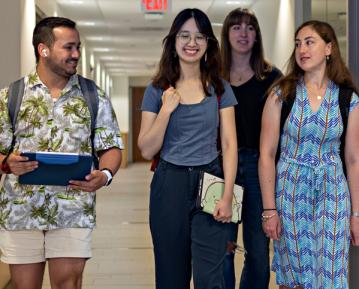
[101,168,113,186]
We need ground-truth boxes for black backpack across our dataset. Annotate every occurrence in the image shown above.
[5,75,100,168]
[278,86,353,176]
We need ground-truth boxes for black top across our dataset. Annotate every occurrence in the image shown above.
[232,67,282,150]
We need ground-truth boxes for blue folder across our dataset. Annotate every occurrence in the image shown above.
[19,152,93,186]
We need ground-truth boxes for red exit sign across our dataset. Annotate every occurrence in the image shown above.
[141,0,168,13]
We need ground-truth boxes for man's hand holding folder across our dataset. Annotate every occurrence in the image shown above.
[18,152,93,187]
[2,151,38,176]
[69,170,108,192]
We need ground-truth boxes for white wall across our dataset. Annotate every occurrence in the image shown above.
[129,76,152,87]
[111,76,130,133]
[253,0,295,72]
[0,0,36,87]
[21,0,36,76]
[36,0,56,16]
[0,1,21,87]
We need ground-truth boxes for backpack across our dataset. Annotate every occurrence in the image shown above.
[278,86,353,176]
[5,75,100,169]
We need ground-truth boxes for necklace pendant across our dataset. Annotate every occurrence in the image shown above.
[317,95,322,100]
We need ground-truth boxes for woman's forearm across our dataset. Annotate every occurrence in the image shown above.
[259,154,277,209]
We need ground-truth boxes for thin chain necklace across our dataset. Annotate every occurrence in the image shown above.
[306,81,328,100]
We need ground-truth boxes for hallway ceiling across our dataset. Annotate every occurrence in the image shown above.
[54,0,346,77]
[55,0,257,77]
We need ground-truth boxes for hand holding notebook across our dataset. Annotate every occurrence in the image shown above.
[197,171,243,223]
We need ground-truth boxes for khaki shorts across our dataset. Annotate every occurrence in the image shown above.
[0,228,92,264]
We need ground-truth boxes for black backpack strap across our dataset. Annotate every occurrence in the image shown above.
[7,78,25,136]
[217,94,222,153]
[338,86,352,137]
[78,75,100,169]
[276,92,295,163]
[338,86,353,176]
[5,78,25,158]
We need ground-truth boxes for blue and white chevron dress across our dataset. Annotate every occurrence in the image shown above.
[273,79,359,289]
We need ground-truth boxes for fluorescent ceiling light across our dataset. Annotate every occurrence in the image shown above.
[77,21,96,26]
[58,0,84,4]
[226,1,243,4]
[86,36,105,41]
[212,23,223,27]
[68,0,84,4]
[93,48,111,52]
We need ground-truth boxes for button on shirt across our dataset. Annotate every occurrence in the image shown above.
[0,72,124,230]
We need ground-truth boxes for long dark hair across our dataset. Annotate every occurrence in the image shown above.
[221,8,272,81]
[275,20,358,100]
[152,8,224,96]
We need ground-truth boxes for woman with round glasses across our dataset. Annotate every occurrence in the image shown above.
[220,8,282,289]
[138,8,238,289]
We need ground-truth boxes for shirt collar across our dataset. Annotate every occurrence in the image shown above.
[26,70,80,93]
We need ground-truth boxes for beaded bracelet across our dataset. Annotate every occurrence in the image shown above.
[352,212,359,217]
[261,212,277,222]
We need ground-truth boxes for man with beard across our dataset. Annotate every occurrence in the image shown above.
[0,17,123,289]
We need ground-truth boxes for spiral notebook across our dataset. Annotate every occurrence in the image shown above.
[197,171,243,223]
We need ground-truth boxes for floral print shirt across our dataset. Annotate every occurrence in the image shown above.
[0,72,124,230]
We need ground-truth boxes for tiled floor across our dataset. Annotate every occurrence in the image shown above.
[37,163,276,288]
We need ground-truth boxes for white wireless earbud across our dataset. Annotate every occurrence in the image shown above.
[42,49,48,57]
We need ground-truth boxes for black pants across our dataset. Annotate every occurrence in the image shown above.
[150,158,232,289]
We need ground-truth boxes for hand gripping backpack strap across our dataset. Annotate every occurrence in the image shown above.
[338,86,353,177]
[78,75,99,169]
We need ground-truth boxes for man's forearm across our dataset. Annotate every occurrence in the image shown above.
[98,148,122,176]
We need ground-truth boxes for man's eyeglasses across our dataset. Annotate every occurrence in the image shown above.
[176,31,208,45]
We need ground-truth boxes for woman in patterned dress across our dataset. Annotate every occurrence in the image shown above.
[259,20,359,289]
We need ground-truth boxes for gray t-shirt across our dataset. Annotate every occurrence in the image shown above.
[141,80,237,166]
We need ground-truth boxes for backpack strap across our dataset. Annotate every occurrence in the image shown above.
[78,75,99,169]
[338,86,353,176]
[4,76,100,168]
[6,78,25,156]
[217,94,222,153]
[276,92,295,163]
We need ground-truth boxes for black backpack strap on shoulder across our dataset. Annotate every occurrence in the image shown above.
[280,95,295,135]
[338,86,353,176]
[338,86,352,136]
[6,78,25,156]
[7,78,25,135]
[78,75,99,133]
[78,75,100,168]
[276,92,295,163]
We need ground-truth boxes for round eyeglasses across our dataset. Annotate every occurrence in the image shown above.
[176,31,208,45]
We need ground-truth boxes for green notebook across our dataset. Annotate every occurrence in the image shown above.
[198,172,243,223]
